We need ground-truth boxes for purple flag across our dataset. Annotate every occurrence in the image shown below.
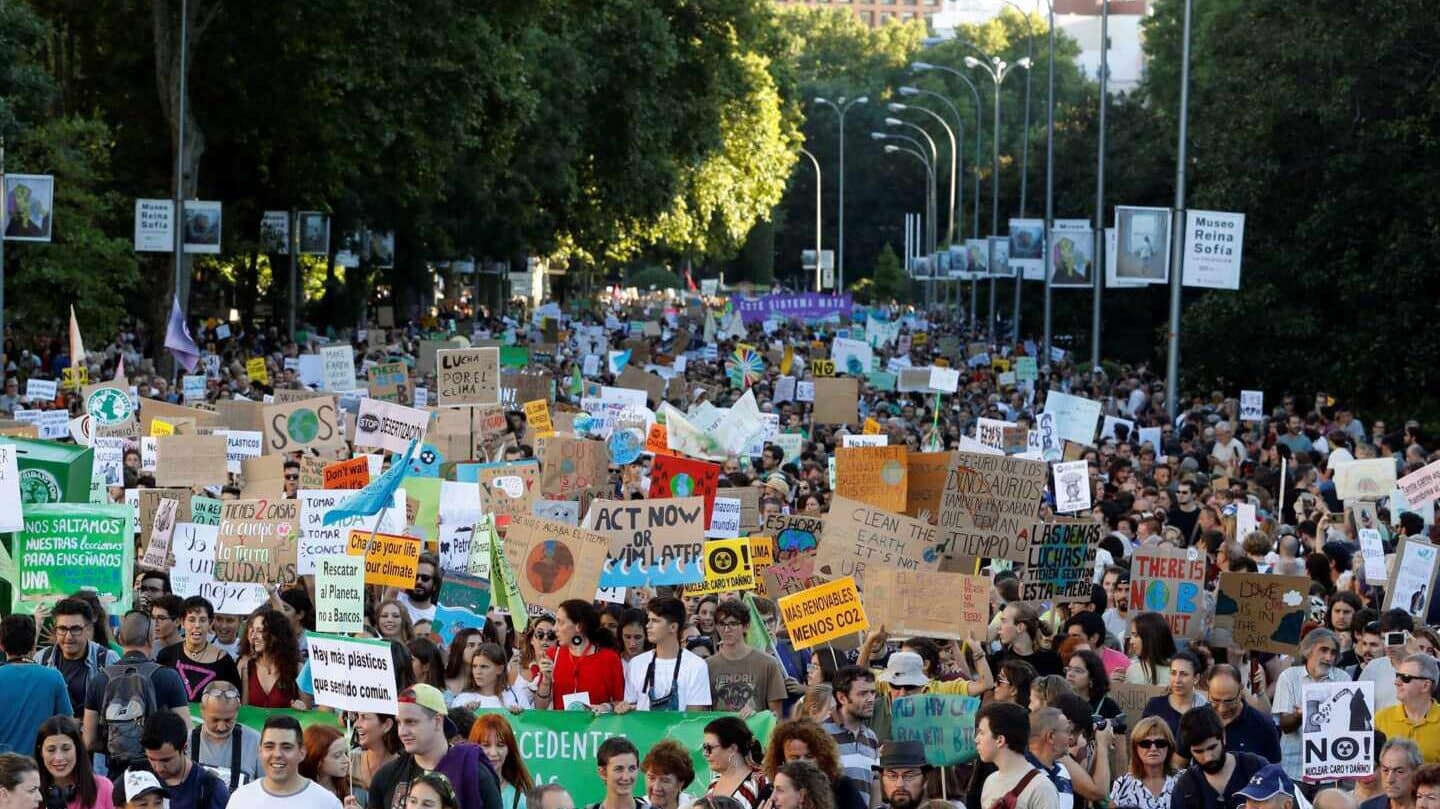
[164,295,201,372]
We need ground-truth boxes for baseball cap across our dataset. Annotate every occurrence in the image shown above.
[124,770,168,803]
[1234,764,1296,802]
[399,684,448,715]
[878,651,928,687]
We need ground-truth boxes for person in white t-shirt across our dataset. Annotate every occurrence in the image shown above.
[227,716,342,809]
[1209,422,1247,467]
[391,554,441,625]
[451,643,532,712]
[619,596,711,712]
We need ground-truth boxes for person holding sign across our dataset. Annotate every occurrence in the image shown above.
[535,601,625,712]
[620,596,712,712]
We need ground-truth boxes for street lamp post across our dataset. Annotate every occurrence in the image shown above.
[1092,0,1109,370]
[964,51,1031,334]
[889,103,956,249]
[798,148,822,292]
[1165,0,1194,421]
[813,96,868,292]
[885,146,935,302]
[898,87,968,308]
[1000,0,1036,346]
[1043,0,1056,361]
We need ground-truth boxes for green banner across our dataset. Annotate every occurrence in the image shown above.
[189,702,341,732]
[489,709,775,806]
[890,694,980,766]
[12,503,133,614]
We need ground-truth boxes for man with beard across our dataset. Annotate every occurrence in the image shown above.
[392,551,442,624]
[1100,566,1131,644]
[1273,628,1348,781]
[873,741,932,809]
[1171,706,1270,809]
[824,666,880,803]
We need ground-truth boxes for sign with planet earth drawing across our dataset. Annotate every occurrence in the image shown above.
[648,455,720,528]
[263,397,343,453]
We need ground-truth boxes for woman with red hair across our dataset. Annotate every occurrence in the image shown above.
[300,724,352,801]
[468,714,534,809]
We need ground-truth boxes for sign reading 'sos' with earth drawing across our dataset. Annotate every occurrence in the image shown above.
[263,397,340,453]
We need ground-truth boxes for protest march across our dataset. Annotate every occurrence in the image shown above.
[0,291,1432,809]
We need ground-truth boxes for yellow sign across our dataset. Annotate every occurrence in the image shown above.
[863,418,882,435]
[523,398,553,437]
[778,576,869,650]
[780,346,794,376]
[991,358,1011,373]
[912,332,929,346]
[62,366,89,391]
[810,359,835,377]
[687,538,756,597]
[345,529,422,588]
[150,419,176,437]
[749,535,775,569]
[246,357,269,384]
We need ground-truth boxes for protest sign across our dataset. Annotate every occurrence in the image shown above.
[1397,459,1440,510]
[865,568,988,641]
[25,379,57,402]
[433,573,491,644]
[502,515,611,611]
[298,489,405,575]
[1384,537,1440,619]
[153,435,228,486]
[778,576,868,650]
[904,451,953,521]
[320,345,356,392]
[810,359,834,377]
[1302,680,1374,781]
[811,379,858,424]
[935,453,1047,564]
[245,357,268,384]
[262,397,342,454]
[1016,521,1101,603]
[13,409,68,440]
[1214,572,1309,654]
[648,455,720,525]
[830,338,873,376]
[84,383,137,438]
[354,399,429,454]
[314,556,366,634]
[705,497,741,539]
[1129,545,1206,638]
[975,418,1025,455]
[139,497,179,570]
[215,499,300,585]
[541,436,610,497]
[1111,683,1168,729]
[835,445,908,513]
[346,529,422,588]
[367,362,409,404]
[12,503,133,613]
[323,457,370,489]
[437,347,500,405]
[1051,460,1092,514]
[0,445,20,533]
[524,399,554,437]
[476,460,540,525]
[840,434,886,448]
[1042,391,1102,447]
[815,496,940,587]
[170,522,270,615]
[308,633,399,714]
[1240,390,1264,422]
[592,497,706,587]
[686,538,756,597]
[891,695,982,766]
[1332,459,1399,502]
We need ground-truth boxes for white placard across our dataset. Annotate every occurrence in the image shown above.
[307,633,399,714]
[1240,390,1264,422]
[315,556,366,634]
[1301,680,1373,780]
[320,345,356,392]
[705,497,742,539]
[354,398,429,454]
[220,430,263,474]
[1359,529,1386,582]
[297,488,406,575]
[1182,210,1245,290]
[1235,502,1258,539]
[841,433,887,448]
[170,522,271,615]
[182,375,206,403]
[796,381,815,402]
[25,379,57,402]
[1052,460,1092,514]
[134,199,175,252]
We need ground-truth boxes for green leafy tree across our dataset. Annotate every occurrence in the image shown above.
[870,242,909,303]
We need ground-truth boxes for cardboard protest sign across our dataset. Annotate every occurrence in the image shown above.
[346,529,422,588]
[1214,572,1309,654]
[153,435,228,486]
[1332,459,1399,502]
[502,514,611,612]
[892,695,982,765]
[298,489,405,575]
[12,503,133,613]
[307,633,399,714]
[354,399,429,454]
[1384,537,1440,619]
[433,573,491,644]
[1015,521,1101,603]
[648,455,721,525]
[215,499,300,586]
[540,436,609,497]
[1051,460,1092,514]
[476,460,540,525]
[1398,459,1440,510]
[719,486,761,534]
[1302,680,1375,781]
[437,347,500,406]
[904,451,953,521]
[315,556,366,634]
[1042,391,1102,447]
[975,418,1026,455]
[245,357,268,384]
[935,453,1047,564]
[170,522,269,615]
[816,495,941,587]
[685,538,756,597]
[524,399,554,437]
[592,497,706,586]
[84,383,137,438]
[810,378,859,425]
[323,457,370,489]
[865,568,989,641]
[1111,683,1168,729]
[778,576,868,650]
[140,497,179,570]
[1129,545,1206,638]
[138,488,193,548]
[367,361,409,403]
[262,397,342,454]
[835,445,908,513]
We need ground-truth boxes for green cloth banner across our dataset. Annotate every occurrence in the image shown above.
[485,709,775,806]
[890,694,980,766]
[189,702,341,731]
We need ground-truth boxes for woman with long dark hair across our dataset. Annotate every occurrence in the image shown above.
[1066,649,1123,721]
[239,607,305,708]
[408,638,449,703]
[535,600,625,711]
[0,754,40,809]
[1124,612,1179,686]
[34,717,109,809]
[517,614,557,697]
[443,629,485,696]
[349,712,400,807]
[452,643,531,711]
[702,716,767,809]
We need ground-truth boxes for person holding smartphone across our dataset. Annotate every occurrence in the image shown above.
[1361,610,1420,712]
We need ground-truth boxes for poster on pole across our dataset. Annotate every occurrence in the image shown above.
[1048,220,1093,288]
[1301,680,1374,781]
[3,174,55,242]
[1240,390,1264,422]
[134,199,175,252]
[261,211,289,254]
[1114,206,1172,283]
[298,211,330,255]
[892,695,982,766]
[1182,210,1244,290]
[1129,544,1206,638]
[1383,537,1440,620]
[1008,218,1044,280]
[777,576,868,650]
[1015,521,1102,603]
[1213,571,1309,655]
[307,633,399,714]
[988,236,1012,278]
[181,201,222,254]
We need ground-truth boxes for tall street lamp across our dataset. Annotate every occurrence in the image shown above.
[798,148,822,292]
[882,144,936,304]
[812,96,868,292]
[964,50,1031,332]
[889,102,957,248]
[999,0,1036,346]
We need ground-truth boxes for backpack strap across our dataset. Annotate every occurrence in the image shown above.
[228,727,243,791]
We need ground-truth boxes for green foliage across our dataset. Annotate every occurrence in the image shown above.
[627,266,683,291]
[870,242,908,303]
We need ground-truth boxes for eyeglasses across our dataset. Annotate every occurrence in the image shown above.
[1396,673,1434,685]
[284,474,300,481]
[700,744,722,755]
[1210,696,1243,707]
[716,621,744,630]
[54,624,88,635]
[204,687,241,701]
[533,630,558,641]
[1135,739,1170,750]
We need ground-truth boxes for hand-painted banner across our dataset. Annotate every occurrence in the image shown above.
[12,503,134,613]
[892,694,982,765]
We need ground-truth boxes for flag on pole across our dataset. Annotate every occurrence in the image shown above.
[164,295,202,373]
[113,355,126,382]
[323,440,417,526]
[68,306,85,367]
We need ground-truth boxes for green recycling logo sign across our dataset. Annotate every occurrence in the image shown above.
[85,386,132,426]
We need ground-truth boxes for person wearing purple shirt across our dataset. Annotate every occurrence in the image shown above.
[366,685,501,809]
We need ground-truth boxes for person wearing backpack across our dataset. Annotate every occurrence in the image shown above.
[81,612,190,778]
[35,598,119,719]
[976,702,1060,809]
[140,712,228,809]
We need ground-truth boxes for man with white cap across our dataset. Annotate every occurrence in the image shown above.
[121,770,169,809]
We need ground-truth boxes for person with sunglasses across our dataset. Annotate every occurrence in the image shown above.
[1376,655,1440,764]
[390,553,443,627]
[517,616,557,699]
[192,681,261,792]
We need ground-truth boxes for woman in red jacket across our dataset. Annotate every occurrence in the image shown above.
[535,599,627,711]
